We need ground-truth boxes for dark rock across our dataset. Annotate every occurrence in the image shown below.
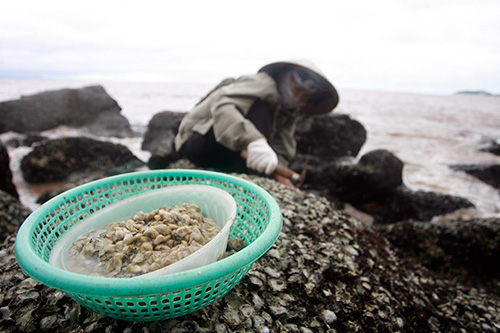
[0,190,31,240]
[20,137,144,183]
[143,111,366,170]
[86,109,137,139]
[22,133,47,147]
[0,143,18,199]
[349,149,404,198]
[294,113,366,161]
[0,85,134,137]
[455,90,493,96]
[297,149,403,205]
[376,217,500,294]
[312,149,404,203]
[141,111,185,169]
[4,132,47,148]
[479,137,500,156]
[450,163,500,188]
[141,109,473,224]
[354,186,475,224]
[147,153,182,170]
[1,177,499,332]
[37,189,67,205]
[297,149,473,223]
[36,178,95,205]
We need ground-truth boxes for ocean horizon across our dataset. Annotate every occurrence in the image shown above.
[1,79,499,217]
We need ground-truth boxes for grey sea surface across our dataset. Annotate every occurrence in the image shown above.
[1,79,499,217]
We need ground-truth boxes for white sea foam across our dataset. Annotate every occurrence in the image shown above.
[1,79,499,216]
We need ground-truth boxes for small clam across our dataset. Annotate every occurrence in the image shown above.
[132,211,146,221]
[132,253,146,264]
[154,244,171,251]
[174,226,191,239]
[141,242,153,251]
[148,262,161,272]
[115,240,124,251]
[160,257,175,267]
[125,220,136,231]
[126,264,142,273]
[153,224,171,235]
[80,240,97,259]
[158,210,171,219]
[190,231,204,244]
[98,243,115,257]
[123,233,134,245]
[114,228,125,240]
[153,234,168,245]
[67,202,222,278]
[144,227,159,239]
[104,254,122,276]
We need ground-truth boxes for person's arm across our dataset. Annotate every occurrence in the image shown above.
[271,115,297,167]
[210,99,263,151]
[209,73,281,152]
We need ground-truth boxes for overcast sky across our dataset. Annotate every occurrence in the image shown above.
[0,0,499,94]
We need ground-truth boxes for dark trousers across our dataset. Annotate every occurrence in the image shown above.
[179,100,274,173]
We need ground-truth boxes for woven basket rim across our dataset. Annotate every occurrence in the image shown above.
[15,169,282,297]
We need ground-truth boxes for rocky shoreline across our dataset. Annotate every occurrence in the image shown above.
[1,85,500,331]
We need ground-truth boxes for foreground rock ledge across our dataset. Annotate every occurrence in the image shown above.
[1,176,499,332]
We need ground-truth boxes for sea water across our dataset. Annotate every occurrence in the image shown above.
[1,79,499,218]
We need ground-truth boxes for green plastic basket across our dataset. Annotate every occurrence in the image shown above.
[15,170,282,321]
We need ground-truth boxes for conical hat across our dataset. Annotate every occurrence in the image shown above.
[259,59,339,114]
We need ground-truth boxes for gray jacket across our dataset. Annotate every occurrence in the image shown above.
[174,72,297,166]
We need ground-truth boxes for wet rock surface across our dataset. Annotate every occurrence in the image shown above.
[0,85,134,137]
[375,218,500,294]
[297,149,474,223]
[20,137,145,183]
[141,111,185,169]
[0,143,18,199]
[1,85,498,330]
[143,110,474,223]
[353,186,475,224]
[0,190,31,241]
[294,113,367,160]
[450,163,500,189]
[301,149,404,203]
[3,132,48,149]
[1,176,500,332]
[479,137,500,156]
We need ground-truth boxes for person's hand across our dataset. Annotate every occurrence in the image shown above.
[273,173,295,188]
[246,138,278,175]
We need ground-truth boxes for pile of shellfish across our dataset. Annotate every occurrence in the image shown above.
[67,203,220,277]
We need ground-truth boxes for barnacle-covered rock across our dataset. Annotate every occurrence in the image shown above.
[1,175,500,332]
[375,217,500,294]
[0,190,31,241]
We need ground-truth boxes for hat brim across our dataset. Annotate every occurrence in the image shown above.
[259,61,339,114]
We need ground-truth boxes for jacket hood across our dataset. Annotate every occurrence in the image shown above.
[258,59,339,115]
